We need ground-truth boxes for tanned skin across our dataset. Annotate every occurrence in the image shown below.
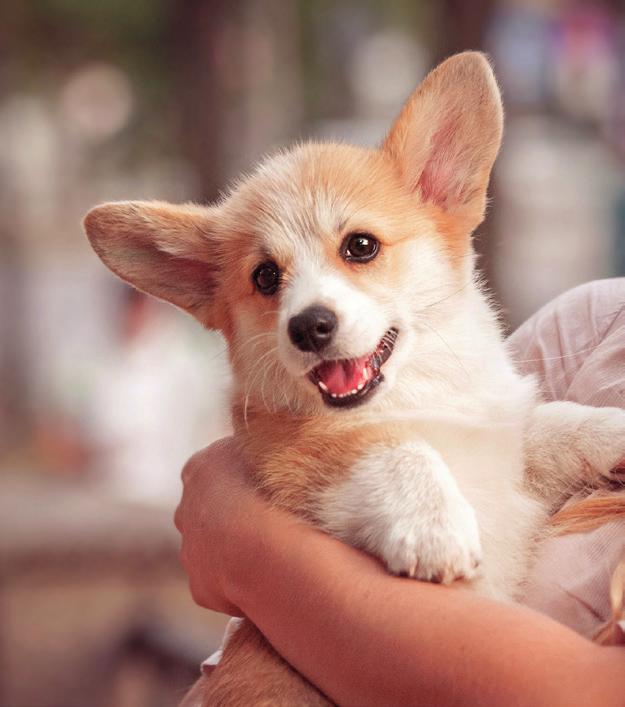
[176,440,625,707]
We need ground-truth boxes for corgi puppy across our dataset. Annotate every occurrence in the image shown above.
[84,52,625,706]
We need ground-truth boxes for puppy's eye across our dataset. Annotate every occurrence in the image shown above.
[341,232,379,263]
[252,261,280,295]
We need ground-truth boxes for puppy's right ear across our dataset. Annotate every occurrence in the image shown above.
[84,200,224,329]
[382,52,503,234]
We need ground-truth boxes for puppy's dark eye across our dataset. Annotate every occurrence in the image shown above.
[252,261,280,295]
[341,232,379,263]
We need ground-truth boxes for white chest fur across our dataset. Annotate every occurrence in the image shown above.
[318,372,545,601]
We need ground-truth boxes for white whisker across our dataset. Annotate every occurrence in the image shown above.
[243,346,280,424]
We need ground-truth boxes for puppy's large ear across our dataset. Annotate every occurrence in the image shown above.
[382,52,503,232]
[84,200,224,329]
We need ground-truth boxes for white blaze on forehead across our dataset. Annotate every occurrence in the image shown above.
[249,155,348,252]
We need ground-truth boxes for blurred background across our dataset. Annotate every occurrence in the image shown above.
[1,0,625,705]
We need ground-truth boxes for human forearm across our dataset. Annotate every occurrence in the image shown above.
[226,504,625,707]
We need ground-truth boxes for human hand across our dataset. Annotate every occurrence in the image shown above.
[174,438,258,617]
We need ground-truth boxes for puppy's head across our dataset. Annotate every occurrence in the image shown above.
[84,52,502,416]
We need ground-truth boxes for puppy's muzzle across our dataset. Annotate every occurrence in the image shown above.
[288,305,337,353]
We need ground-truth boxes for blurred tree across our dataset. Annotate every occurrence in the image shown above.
[0,179,30,454]
[433,0,495,62]
[171,0,303,200]
[0,0,173,454]
[170,0,230,200]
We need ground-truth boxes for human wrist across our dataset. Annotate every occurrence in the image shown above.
[223,498,305,615]
[220,492,276,612]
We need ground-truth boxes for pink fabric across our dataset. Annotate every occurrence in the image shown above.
[509,278,625,638]
[509,278,625,408]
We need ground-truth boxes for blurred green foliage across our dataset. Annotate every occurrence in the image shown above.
[0,0,179,161]
[0,1,439,167]
[2,0,168,78]
[1,0,170,108]
[297,0,432,120]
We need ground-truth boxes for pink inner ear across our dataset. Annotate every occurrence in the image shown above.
[416,115,465,209]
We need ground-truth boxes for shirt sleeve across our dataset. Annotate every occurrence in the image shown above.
[507,278,625,408]
[511,279,625,638]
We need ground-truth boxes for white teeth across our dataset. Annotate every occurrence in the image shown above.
[327,387,363,399]
[362,367,367,378]
[318,381,328,392]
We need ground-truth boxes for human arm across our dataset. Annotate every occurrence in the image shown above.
[176,442,625,707]
[177,279,625,705]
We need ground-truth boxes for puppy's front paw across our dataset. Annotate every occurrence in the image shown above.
[380,489,482,584]
[578,407,625,484]
[318,441,483,585]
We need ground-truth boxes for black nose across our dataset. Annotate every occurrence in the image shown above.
[288,305,337,352]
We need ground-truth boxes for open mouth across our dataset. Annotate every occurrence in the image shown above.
[308,328,399,408]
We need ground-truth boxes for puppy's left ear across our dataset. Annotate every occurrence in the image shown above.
[382,52,503,233]
[84,200,225,329]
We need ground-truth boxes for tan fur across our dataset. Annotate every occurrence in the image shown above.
[195,620,329,706]
[83,53,580,705]
[84,201,226,327]
[82,52,516,706]
[191,411,432,706]
[551,495,625,536]
[550,496,625,647]
[382,52,502,235]
[233,405,438,516]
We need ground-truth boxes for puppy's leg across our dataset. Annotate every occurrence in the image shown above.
[525,401,625,508]
[196,618,331,706]
[317,441,482,583]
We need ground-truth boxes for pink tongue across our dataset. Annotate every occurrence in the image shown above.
[314,354,370,395]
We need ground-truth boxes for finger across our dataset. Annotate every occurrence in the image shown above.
[180,441,223,485]
[181,455,200,486]
[173,502,183,532]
